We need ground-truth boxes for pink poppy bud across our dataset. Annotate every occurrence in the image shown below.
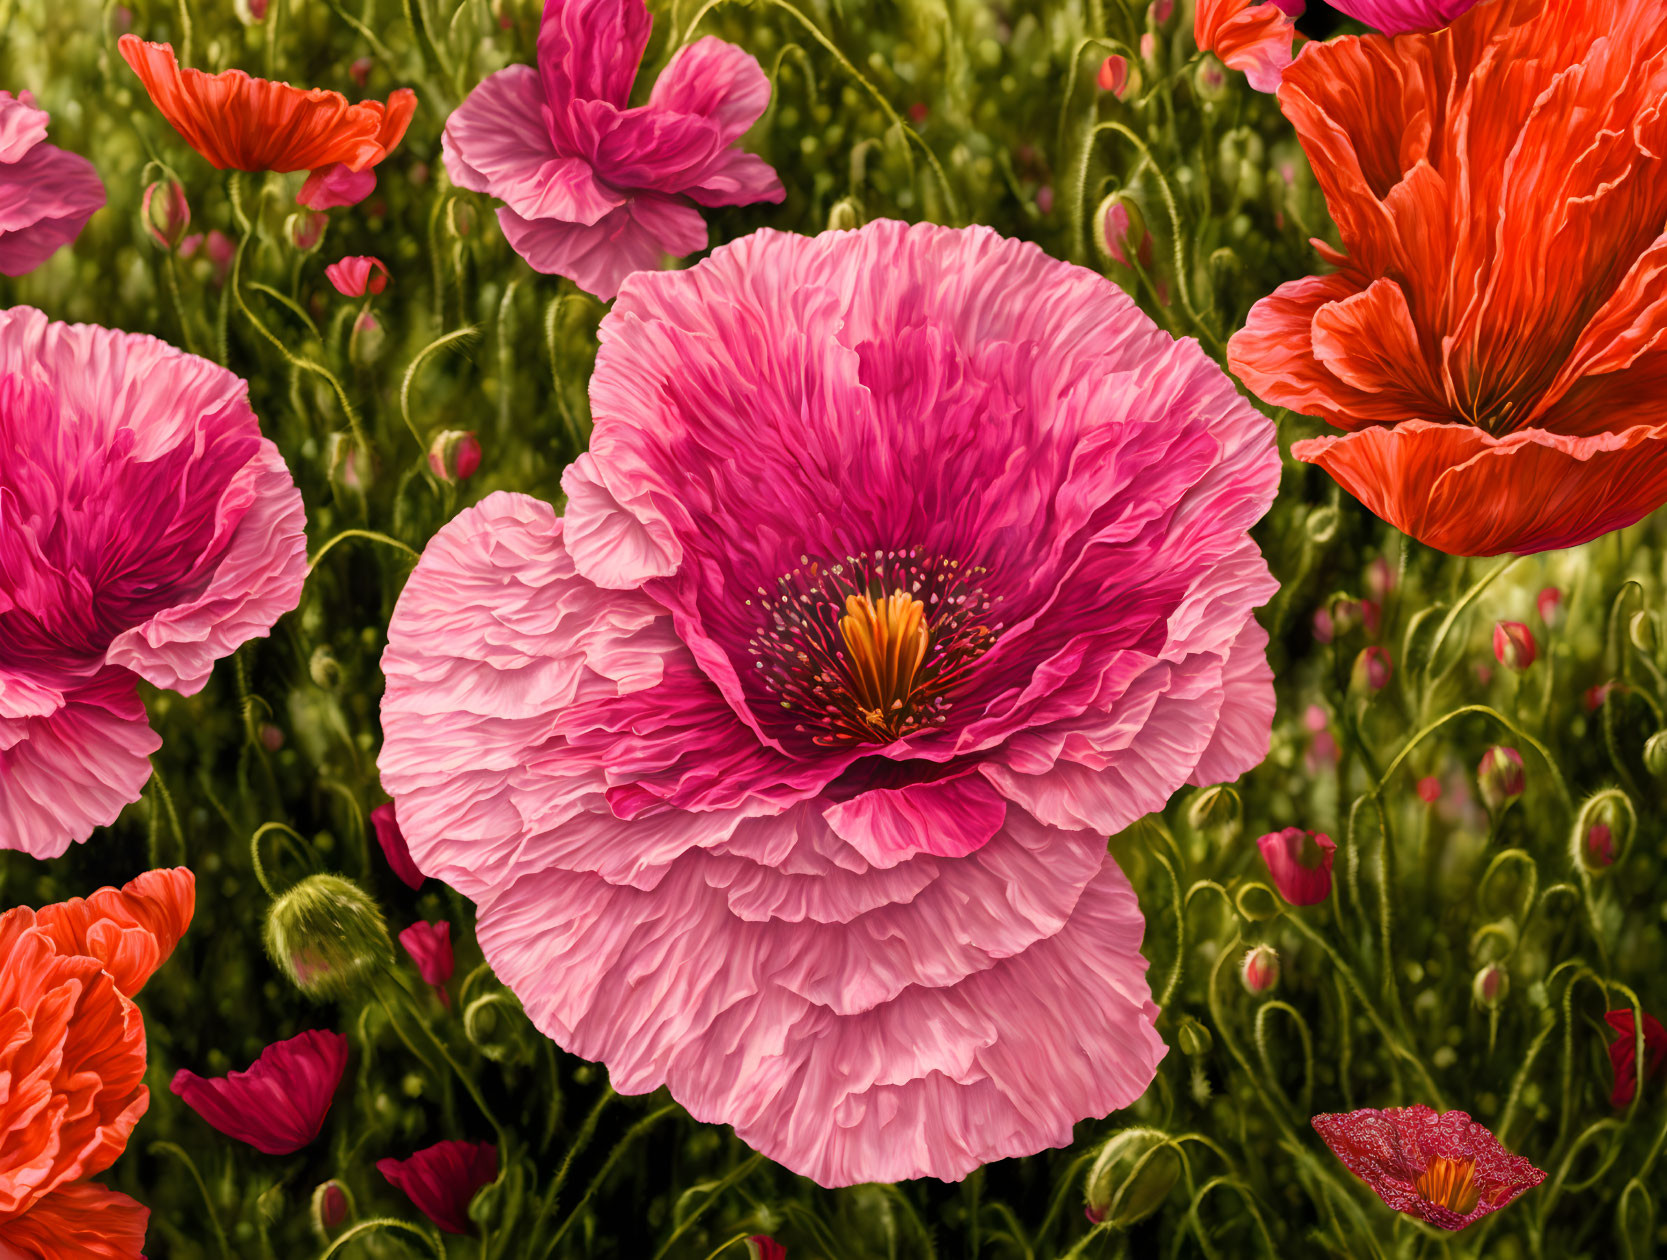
[142,178,191,249]
[1366,556,1395,600]
[1354,645,1392,692]
[1303,704,1330,733]
[908,102,929,125]
[1417,775,1441,804]
[1241,944,1279,995]
[1586,681,1617,712]
[1035,184,1054,215]
[1472,964,1509,1010]
[1585,822,1614,868]
[746,1238,787,1260]
[1329,595,1364,636]
[1256,827,1335,905]
[1361,598,1382,636]
[1098,54,1130,95]
[287,209,327,253]
[1475,662,1494,687]
[1098,195,1149,267]
[1492,621,1537,671]
[351,56,374,87]
[1150,0,1173,22]
[372,802,425,889]
[258,722,285,752]
[245,0,269,19]
[350,308,386,364]
[1477,746,1525,812]
[400,920,454,997]
[312,1180,350,1232]
[1139,31,1157,60]
[378,1141,499,1235]
[326,432,373,493]
[1195,56,1229,101]
[1312,606,1334,644]
[171,1030,349,1155]
[428,429,483,483]
[1536,587,1563,630]
[325,254,389,297]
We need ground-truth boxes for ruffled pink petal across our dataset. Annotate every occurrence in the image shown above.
[297,163,377,209]
[0,671,157,859]
[680,147,785,208]
[1187,617,1275,785]
[648,37,773,144]
[820,773,1007,868]
[535,0,651,113]
[0,91,49,164]
[496,193,706,300]
[0,142,106,276]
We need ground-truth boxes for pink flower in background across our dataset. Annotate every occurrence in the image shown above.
[325,254,389,296]
[1312,1106,1544,1230]
[0,91,105,275]
[0,308,306,858]
[380,220,1281,1186]
[1327,0,1479,34]
[441,0,784,300]
[1257,828,1335,905]
[399,920,454,1003]
[171,1029,349,1155]
[372,802,424,888]
[378,1140,498,1235]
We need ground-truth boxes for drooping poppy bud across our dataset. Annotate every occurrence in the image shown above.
[372,802,425,889]
[1328,595,1365,637]
[427,429,482,483]
[141,178,190,248]
[1083,1129,1181,1227]
[265,874,393,999]
[1492,621,1537,671]
[326,431,373,493]
[378,1140,500,1235]
[1472,964,1509,1010]
[1186,783,1242,844]
[1176,1016,1213,1056]
[1476,746,1525,813]
[1256,828,1335,906]
[1241,944,1279,995]
[1536,587,1563,631]
[1606,1010,1667,1108]
[1584,823,1614,868]
[1098,54,1130,96]
[1097,193,1150,269]
[1354,645,1392,692]
[400,921,454,1004]
[1150,0,1173,23]
[172,1029,349,1154]
[312,1180,351,1235]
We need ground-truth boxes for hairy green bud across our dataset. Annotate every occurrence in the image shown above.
[265,874,393,999]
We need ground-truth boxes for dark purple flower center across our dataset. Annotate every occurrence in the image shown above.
[746,548,1002,746]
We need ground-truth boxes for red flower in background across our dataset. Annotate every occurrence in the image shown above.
[117,35,415,208]
[378,1140,498,1235]
[1606,1010,1667,1108]
[1312,1106,1543,1230]
[171,1029,349,1155]
[1229,0,1667,556]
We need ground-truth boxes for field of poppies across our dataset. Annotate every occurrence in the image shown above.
[5,0,1667,1256]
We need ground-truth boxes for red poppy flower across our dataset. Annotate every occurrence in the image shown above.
[171,1029,349,1155]
[399,920,454,1004]
[1228,0,1667,556]
[1312,1106,1543,1230]
[117,35,414,206]
[1606,1010,1667,1108]
[377,1140,499,1235]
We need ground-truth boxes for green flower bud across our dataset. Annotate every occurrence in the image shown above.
[1572,790,1631,871]
[1176,1016,1213,1057]
[827,197,862,232]
[1306,505,1340,544]
[1193,55,1229,102]
[309,645,342,690]
[1630,609,1660,654]
[265,874,393,999]
[1645,731,1667,777]
[1472,963,1509,1010]
[1187,783,1241,844]
[1084,1129,1181,1227]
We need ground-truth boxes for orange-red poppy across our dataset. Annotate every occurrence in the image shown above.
[1228,0,1667,555]
[117,35,415,181]
[1194,0,1296,93]
[0,868,194,1257]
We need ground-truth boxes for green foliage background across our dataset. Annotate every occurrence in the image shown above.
[3,0,1667,1255]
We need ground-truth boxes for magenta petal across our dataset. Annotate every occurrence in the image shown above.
[681,146,785,208]
[297,163,377,209]
[496,194,706,299]
[1256,827,1336,905]
[535,0,651,112]
[378,1140,499,1235]
[0,141,105,275]
[1326,0,1481,34]
[171,1030,349,1155]
[648,37,772,143]
[0,91,49,164]
[372,802,425,889]
[399,920,454,988]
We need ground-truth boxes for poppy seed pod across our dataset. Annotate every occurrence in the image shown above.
[1083,1129,1182,1227]
[264,874,394,999]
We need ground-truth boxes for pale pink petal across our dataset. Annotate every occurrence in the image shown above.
[496,194,706,300]
[0,671,158,859]
[681,147,785,208]
[0,91,49,164]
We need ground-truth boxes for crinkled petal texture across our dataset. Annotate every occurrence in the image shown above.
[1312,1106,1545,1230]
[1229,0,1667,555]
[380,220,1280,1186]
[1328,0,1481,34]
[32,868,195,999]
[440,0,782,299]
[0,307,307,858]
[0,92,105,277]
[0,1178,149,1258]
[0,908,149,1247]
[170,1030,349,1156]
[118,36,415,185]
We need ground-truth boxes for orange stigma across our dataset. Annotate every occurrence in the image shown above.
[839,591,929,738]
[1416,1157,1480,1216]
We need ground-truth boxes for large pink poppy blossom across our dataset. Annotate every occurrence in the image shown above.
[441,0,784,301]
[0,91,106,275]
[0,307,307,858]
[171,1029,349,1155]
[379,220,1280,1186]
[1312,1106,1544,1230]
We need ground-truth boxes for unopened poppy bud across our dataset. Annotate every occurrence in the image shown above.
[1536,587,1563,630]
[745,1237,786,1260]
[1629,609,1659,654]
[1366,556,1395,600]
[1257,827,1335,905]
[1311,606,1334,644]
[1176,1016,1213,1057]
[1354,646,1392,692]
[265,874,394,1000]
[1306,504,1340,544]
[287,209,327,253]
[1476,745,1525,812]
[1417,775,1441,804]
[826,197,861,232]
[1472,964,1509,1010]
[1194,55,1229,101]
[326,432,372,493]
[1241,944,1279,995]
[1585,822,1615,869]
[1217,127,1265,204]
[1328,595,1364,636]
[1084,1129,1181,1227]
[258,722,285,752]
[236,0,268,21]
[1187,783,1241,844]
[427,430,482,483]
[309,645,341,690]
[1574,792,1629,871]
[311,1180,352,1236]
[350,56,374,87]
[1139,30,1157,61]
[1098,54,1134,98]
[1645,731,1667,777]
[350,308,386,364]
[1149,0,1173,25]
[1096,193,1149,269]
[1492,621,1537,671]
[141,178,190,249]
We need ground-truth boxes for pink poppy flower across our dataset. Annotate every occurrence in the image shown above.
[379,220,1280,1186]
[325,254,389,296]
[1256,827,1335,905]
[1606,1010,1667,1108]
[0,308,306,858]
[399,920,454,1000]
[441,0,784,300]
[171,1029,349,1155]
[377,1140,498,1235]
[0,91,105,275]
[371,802,424,888]
[1327,0,1480,34]
[1312,1106,1544,1230]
